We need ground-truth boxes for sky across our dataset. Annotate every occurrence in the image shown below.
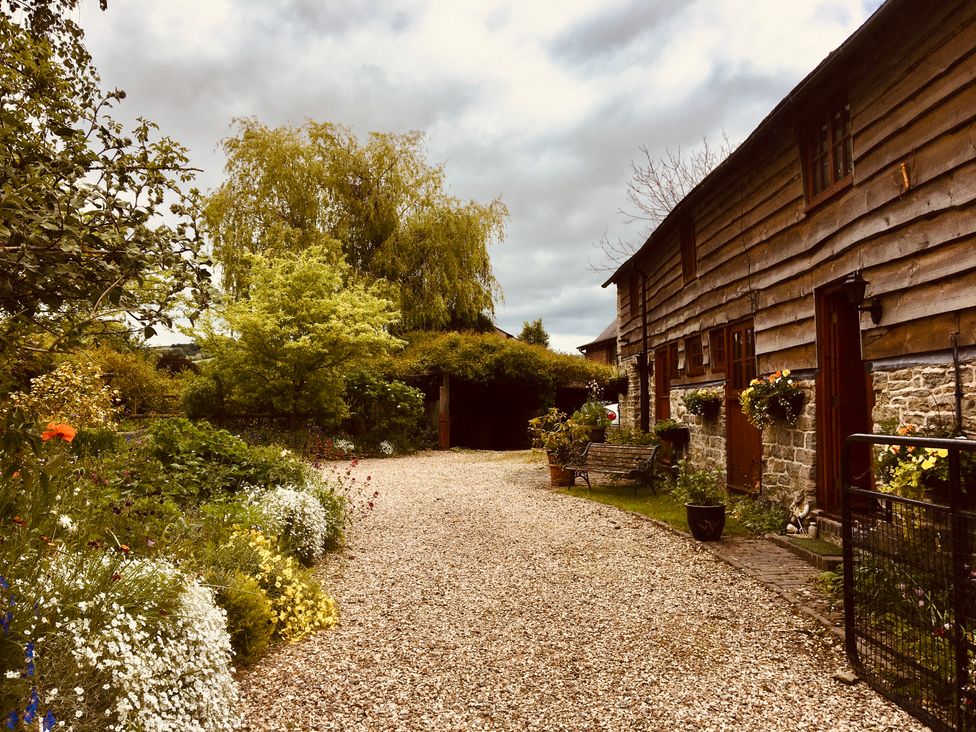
[78,0,884,353]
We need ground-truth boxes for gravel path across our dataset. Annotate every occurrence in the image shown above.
[239,451,924,731]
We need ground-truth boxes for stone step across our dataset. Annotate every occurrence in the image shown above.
[769,533,843,572]
[812,512,843,547]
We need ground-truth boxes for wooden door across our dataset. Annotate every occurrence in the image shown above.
[816,288,871,513]
[725,321,762,493]
[654,347,670,421]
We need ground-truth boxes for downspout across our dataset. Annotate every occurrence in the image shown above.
[952,332,963,436]
[639,269,650,433]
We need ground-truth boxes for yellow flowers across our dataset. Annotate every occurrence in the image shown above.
[231,529,338,643]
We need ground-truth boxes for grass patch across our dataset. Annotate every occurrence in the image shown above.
[783,536,842,556]
[561,481,752,537]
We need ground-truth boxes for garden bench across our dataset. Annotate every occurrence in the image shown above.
[565,443,660,493]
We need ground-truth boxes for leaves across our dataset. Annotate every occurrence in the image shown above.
[205,118,507,331]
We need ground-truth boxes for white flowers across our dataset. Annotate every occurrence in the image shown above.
[256,486,332,564]
[334,438,355,453]
[379,440,394,456]
[58,514,76,532]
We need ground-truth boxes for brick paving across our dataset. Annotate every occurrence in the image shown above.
[706,537,845,641]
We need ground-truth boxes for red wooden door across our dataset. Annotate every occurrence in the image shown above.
[725,321,762,493]
[816,288,871,513]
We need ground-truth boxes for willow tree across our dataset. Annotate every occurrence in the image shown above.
[205,119,508,331]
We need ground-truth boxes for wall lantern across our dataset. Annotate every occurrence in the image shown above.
[842,271,883,325]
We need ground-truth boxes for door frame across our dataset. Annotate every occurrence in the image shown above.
[724,318,763,493]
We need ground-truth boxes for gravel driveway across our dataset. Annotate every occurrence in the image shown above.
[238,450,923,731]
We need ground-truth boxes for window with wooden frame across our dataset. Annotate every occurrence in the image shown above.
[628,271,640,319]
[708,328,726,373]
[802,98,853,206]
[668,342,680,380]
[679,218,697,282]
[684,335,704,376]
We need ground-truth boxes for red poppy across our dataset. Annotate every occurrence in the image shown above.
[41,423,76,443]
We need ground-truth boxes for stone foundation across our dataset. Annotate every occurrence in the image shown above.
[759,380,817,509]
[871,358,976,436]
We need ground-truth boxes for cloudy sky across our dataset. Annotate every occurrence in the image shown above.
[79,0,883,353]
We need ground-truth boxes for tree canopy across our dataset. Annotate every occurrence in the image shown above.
[204,118,507,331]
[518,318,550,348]
[0,0,211,357]
[194,246,402,421]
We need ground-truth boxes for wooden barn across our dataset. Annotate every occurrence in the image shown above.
[605,0,976,515]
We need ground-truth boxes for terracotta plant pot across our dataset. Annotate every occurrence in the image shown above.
[549,465,575,487]
[685,503,726,541]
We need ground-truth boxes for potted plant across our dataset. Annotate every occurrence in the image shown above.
[673,459,727,541]
[527,409,588,486]
[738,369,805,429]
[682,388,723,419]
[654,417,690,446]
[572,399,613,443]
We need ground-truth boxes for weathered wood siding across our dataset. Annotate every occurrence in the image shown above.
[617,0,976,375]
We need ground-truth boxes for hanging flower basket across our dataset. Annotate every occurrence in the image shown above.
[739,370,805,429]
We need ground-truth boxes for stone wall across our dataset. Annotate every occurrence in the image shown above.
[759,379,817,508]
[671,387,726,471]
[871,357,976,435]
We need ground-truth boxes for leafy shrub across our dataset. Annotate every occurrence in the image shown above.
[146,418,308,500]
[81,346,176,415]
[70,426,125,457]
[673,459,726,506]
[8,361,118,427]
[213,570,276,665]
[730,495,789,535]
[343,373,428,452]
[181,372,227,421]
[155,348,200,375]
[607,426,658,446]
[682,388,723,417]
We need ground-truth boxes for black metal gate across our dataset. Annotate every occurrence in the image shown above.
[843,433,976,731]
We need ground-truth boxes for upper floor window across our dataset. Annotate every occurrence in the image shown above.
[628,271,640,320]
[684,335,704,376]
[803,99,853,206]
[680,218,697,282]
[708,328,726,373]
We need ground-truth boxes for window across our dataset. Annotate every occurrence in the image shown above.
[668,342,680,380]
[628,271,640,319]
[803,98,853,205]
[680,218,697,282]
[684,335,704,376]
[708,328,726,373]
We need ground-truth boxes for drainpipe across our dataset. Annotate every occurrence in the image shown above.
[952,332,963,436]
[639,269,650,433]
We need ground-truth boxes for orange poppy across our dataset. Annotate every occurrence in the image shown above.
[41,422,76,443]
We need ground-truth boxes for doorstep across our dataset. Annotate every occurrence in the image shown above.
[769,534,843,572]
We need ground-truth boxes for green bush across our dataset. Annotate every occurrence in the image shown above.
[71,425,125,457]
[730,495,789,535]
[607,426,658,446]
[343,373,429,452]
[212,570,276,664]
[81,346,177,415]
[180,372,227,421]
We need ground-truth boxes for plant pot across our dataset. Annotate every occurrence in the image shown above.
[685,503,726,541]
[767,392,804,425]
[549,464,575,487]
[699,400,722,419]
[587,427,607,443]
[658,426,690,446]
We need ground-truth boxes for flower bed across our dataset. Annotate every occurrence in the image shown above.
[0,414,359,730]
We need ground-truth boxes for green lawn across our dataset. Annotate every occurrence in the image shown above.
[560,481,752,537]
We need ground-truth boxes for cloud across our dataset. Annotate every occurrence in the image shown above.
[77,0,885,352]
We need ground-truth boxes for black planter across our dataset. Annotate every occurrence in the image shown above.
[767,391,804,425]
[587,427,607,443]
[699,400,722,419]
[658,426,690,447]
[685,503,726,541]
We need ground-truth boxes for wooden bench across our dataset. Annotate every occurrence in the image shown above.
[565,443,660,493]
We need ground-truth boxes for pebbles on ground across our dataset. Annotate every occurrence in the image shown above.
[238,450,924,731]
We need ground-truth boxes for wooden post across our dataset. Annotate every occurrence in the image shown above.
[438,373,451,449]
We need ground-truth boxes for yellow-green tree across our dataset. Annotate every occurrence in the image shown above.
[204,119,507,331]
[195,246,402,421]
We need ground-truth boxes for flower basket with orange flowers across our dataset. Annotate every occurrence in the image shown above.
[738,370,805,429]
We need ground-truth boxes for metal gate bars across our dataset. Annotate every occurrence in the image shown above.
[842,433,976,731]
